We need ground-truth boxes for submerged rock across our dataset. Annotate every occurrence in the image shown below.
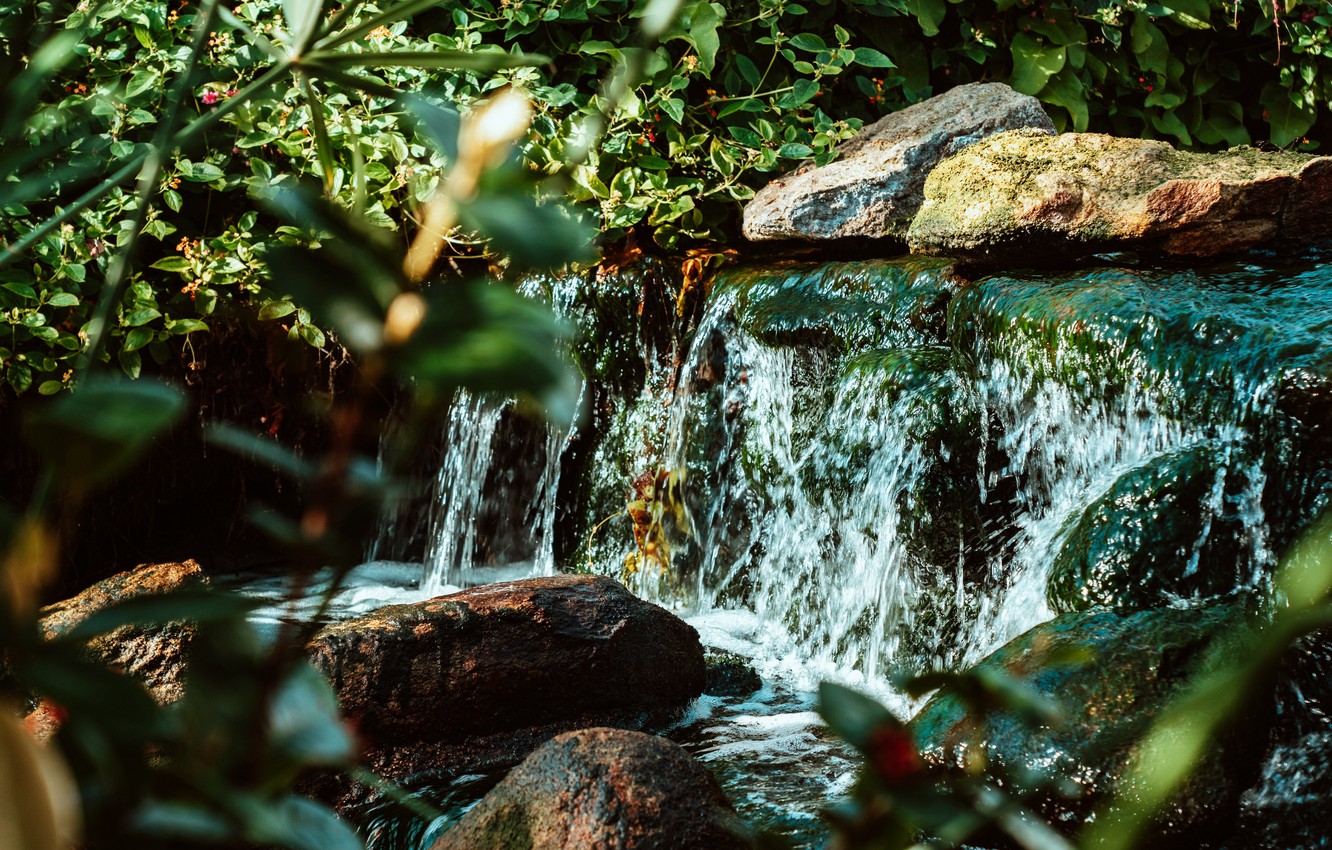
[38,559,206,705]
[1046,444,1252,614]
[429,728,748,850]
[742,83,1054,242]
[306,575,705,804]
[908,130,1332,265]
[909,604,1268,843]
[704,650,761,697]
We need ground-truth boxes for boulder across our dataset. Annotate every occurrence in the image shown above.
[1046,444,1251,614]
[908,130,1332,265]
[909,604,1269,843]
[741,83,1054,242]
[428,728,748,850]
[38,560,205,705]
[305,575,705,803]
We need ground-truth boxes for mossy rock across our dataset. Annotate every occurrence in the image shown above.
[1047,444,1254,614]
[908,130,1332,266]
[704,650,761,697]
[909,604,1269,843]
[719,257,958,353]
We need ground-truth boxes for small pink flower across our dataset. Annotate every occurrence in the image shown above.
[201,90,219,105]
[226,88,237,97]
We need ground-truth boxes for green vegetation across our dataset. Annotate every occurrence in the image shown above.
[3,0,1330,397]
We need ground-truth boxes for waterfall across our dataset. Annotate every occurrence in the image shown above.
[377,251,1329,686]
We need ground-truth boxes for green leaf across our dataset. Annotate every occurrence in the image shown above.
[167,318,210,335]
[123,327,155,352]
[777,142,813,159]
[269,664,356,767]
[149,256,191,273]
[8,364,32,394]
[250,796,362,850]
[126,68,160,99]
[37,380,63,395]
[1262,82,1317,147]
[688,1,722,75]
[817,682,903,752]
[905,0,947,36]
[400,94,460,162]
[46,293,80,308]
[853,47,896,69]
[282,0,324,51]
[1158,0,1212,26]
[259,300,298,321]
[661,97,685,124]
[26,377,187,486]
[182,162,225,183]
[126,307,162,326]
[736,54,761,87]
[1009,32,1066,96]
[457,194,596,271]
[301,75,338,195]
[788,33,826,52]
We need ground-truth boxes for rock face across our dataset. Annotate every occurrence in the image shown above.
[741,83,1054,242]
[429,728,748,850]
[909,604,1268,843]
[38,560,205,705]
[908,129,1332,265]
[306,575,705,799]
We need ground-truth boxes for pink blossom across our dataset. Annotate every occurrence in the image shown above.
[201,90,219,105]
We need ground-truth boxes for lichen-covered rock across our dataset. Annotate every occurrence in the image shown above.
[742,83,1054,242]
[38,560,205,705]
[307,575,705,748]
[908,130,1332,265]
[909,604,1268,843]
[428,728,748,850]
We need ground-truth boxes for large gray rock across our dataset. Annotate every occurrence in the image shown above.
[429,728,748,850]
[907,129,1332,265]
[741,82,1054,242]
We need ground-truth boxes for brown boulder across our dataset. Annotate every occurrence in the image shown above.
[305,575,705,803]
[742,82,1054,242]
[907,130,1332,265]
[429,728,748,850]
[38,560,205,705]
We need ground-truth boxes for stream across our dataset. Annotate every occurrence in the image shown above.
[244,246,1332,848]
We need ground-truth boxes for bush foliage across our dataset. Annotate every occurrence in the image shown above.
[1,0,1329,397]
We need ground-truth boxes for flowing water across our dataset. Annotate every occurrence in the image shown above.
[336,247,1332,848]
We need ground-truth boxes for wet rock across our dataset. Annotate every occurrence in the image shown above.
[428,728,748,850]
[704,650,761,697]
[307,574,705,748]
[742,83,1054,242]
[908,130,1332,265]
[1046,444,1252,614]
[724,257,958,351]
[38,560,205,705]
[909,604,1269,843]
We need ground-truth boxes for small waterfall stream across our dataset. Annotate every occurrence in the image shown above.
[347,248,1332,849]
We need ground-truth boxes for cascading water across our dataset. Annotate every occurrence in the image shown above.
[349,247,1332,849]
